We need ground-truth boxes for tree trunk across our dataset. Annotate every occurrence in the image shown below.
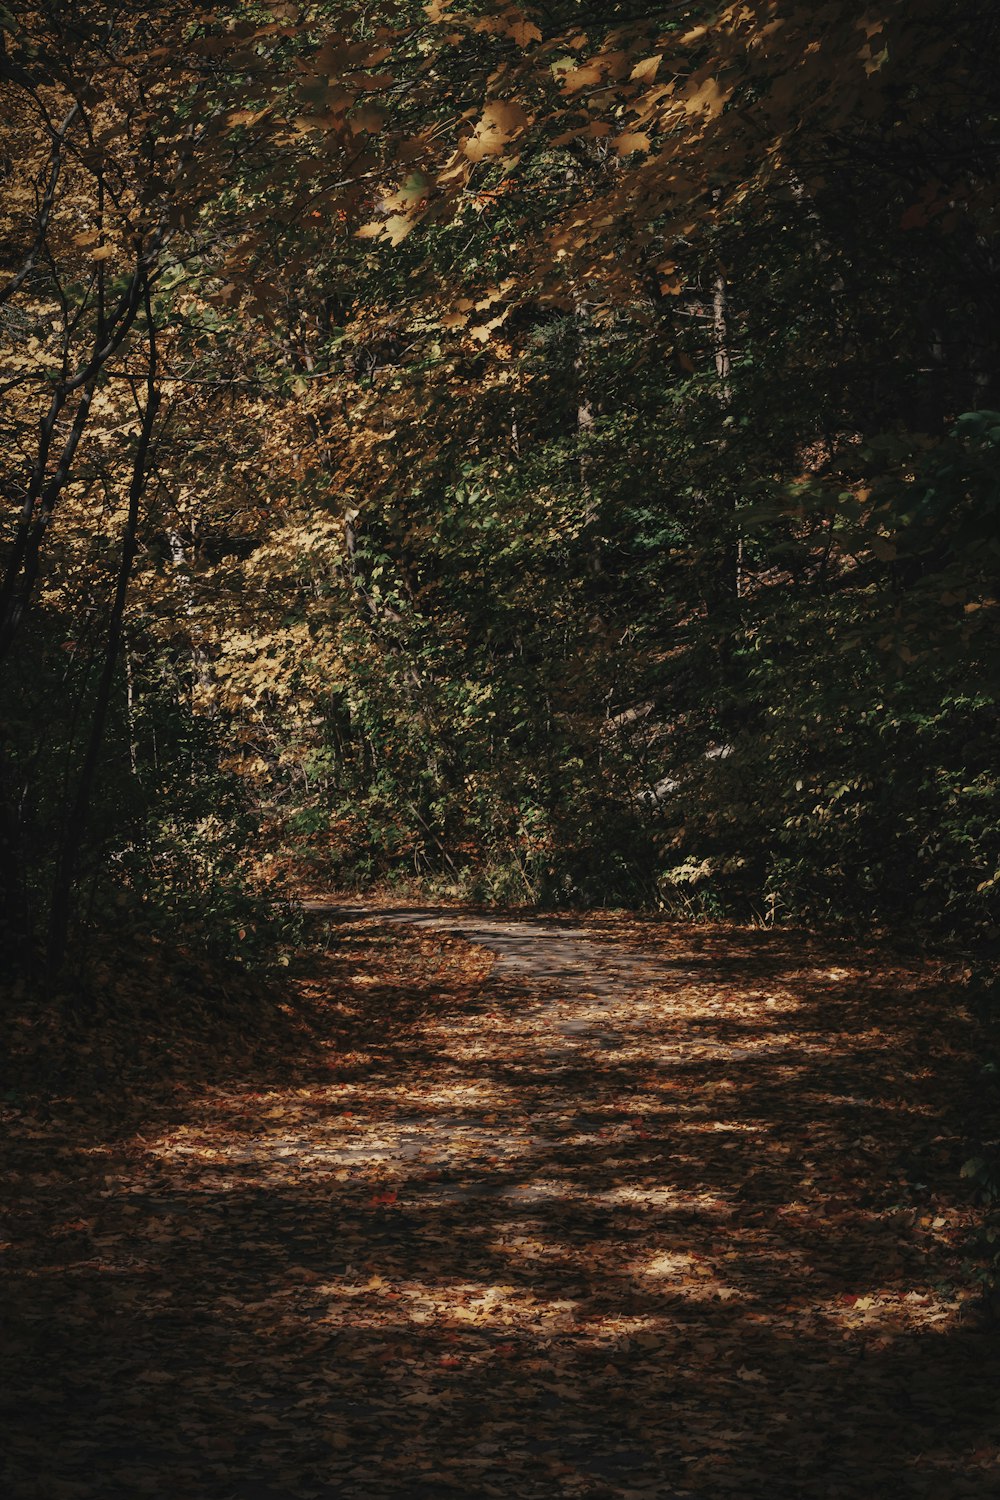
[713,272,742,601]
[48,285,160,968]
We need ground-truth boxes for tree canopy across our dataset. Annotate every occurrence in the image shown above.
[2,0,998,961]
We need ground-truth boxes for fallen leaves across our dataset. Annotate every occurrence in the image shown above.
[2,911,999,1497]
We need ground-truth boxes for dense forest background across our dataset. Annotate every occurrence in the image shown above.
[2,0,999,969]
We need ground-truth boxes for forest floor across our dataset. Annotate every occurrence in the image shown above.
[3,904,1000,1499]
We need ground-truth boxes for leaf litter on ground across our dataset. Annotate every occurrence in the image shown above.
[2,907,999,1499]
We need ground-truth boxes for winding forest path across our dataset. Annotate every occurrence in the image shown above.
[6,905,1000,1499]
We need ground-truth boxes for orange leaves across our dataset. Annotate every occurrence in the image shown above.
[469,317,504,344]
[426,3,542,49]
[71,230,117,261]
[856,12,889,41]
[312,36,394,73]
[630,54,661,83]
[656,260,682,295]
[440,307,473,330]
[549,120,611,148]
[508,19,543,48]
[464,99,532,161]
[473,8,542,49]
[681,74,732,120]
[612,130,651,156]
[559,62,604,93]
[225,106,271,128]
[190,0,967,320]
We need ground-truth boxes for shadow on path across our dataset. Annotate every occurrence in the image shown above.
[3,909,997,1498]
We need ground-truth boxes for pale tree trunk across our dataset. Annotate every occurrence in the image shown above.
[123,626,138,775]
[574,292,601,577]
[713,272,742,600]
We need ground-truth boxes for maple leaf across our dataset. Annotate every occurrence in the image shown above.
[464,100,531,161]
[681,75,732,119]
[630,55,661,83]
[560,64,604,93]
[612,131,652,155]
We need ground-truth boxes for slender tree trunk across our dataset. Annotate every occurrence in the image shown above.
[573,290,602,577]
[48,284,160,968]
[123,627,139,775]
[712,272,742,600]
[0,252,151,663]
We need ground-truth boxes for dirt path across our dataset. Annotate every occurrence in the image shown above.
[304,903,715,1069]
[5,907,999,1499]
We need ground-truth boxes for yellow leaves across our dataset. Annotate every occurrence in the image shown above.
[474,281,514,313]
[464,100,531,161]
[856,13,888,40]
[861,44,889,76]
[90,244,117,261]
[441,284,514,341]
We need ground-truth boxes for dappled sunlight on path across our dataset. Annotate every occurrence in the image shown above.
[4,911,998,1498]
